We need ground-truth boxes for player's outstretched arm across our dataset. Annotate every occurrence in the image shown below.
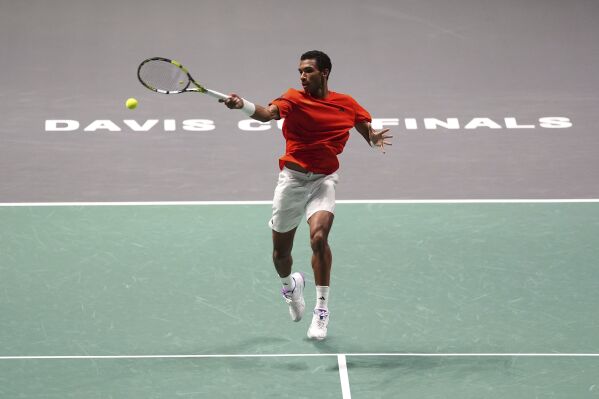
[219,93,280,122]
[355,121,393,153]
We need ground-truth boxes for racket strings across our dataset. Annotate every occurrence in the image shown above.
[138,60,189,92]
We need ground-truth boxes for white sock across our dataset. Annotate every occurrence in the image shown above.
[316,286,329,309]
[281,274,294,291]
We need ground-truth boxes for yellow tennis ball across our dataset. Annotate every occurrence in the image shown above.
[125,98,138,110]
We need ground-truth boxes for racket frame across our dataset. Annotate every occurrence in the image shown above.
[137,57,228,100]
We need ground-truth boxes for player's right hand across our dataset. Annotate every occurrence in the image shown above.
[219,93,244,110]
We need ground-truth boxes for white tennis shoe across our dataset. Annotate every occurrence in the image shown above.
[281,272,305,322]
[307,308,329,340]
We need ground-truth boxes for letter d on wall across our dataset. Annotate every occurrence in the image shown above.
[45,120,80,131]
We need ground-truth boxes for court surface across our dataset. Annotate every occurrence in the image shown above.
[1,201,598,398]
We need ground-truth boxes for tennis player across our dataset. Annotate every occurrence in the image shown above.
[220,50,391,340]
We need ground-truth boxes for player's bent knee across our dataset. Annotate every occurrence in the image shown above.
[310,230,328,253]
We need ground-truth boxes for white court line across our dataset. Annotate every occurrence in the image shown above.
[338,354,352,399]
[0,199,598,207]
[1,353,599,360]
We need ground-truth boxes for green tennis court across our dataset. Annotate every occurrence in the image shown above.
[1,202,598,398]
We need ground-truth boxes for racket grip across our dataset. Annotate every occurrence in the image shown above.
[205,89,229,100]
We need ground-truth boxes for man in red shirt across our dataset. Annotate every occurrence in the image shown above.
[221,50,391,340]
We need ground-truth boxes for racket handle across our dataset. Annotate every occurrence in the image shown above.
[205,89,229,100]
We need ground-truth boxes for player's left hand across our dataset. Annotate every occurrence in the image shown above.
[369,128,393,153]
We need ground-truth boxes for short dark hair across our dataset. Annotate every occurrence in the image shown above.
[301,50,332,74]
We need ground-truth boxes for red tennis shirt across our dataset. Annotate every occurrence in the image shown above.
[270,88,372,175]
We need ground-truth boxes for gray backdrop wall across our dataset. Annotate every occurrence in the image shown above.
[1,0,597,201]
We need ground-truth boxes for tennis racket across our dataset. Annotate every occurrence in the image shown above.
[137,57,229,100]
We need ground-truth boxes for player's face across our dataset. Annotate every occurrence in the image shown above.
[298,59,327,95]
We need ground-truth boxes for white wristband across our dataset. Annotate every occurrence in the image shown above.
[240,99,256,116]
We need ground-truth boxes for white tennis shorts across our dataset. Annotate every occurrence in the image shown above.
[269,167,339,233]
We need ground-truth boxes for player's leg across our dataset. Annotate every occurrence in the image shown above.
[306,211,334,340]
[272,228,305,321]
[307,211,334,286]
[305,173,338,340]
[272,227,297,281]
[269,168,308,322]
